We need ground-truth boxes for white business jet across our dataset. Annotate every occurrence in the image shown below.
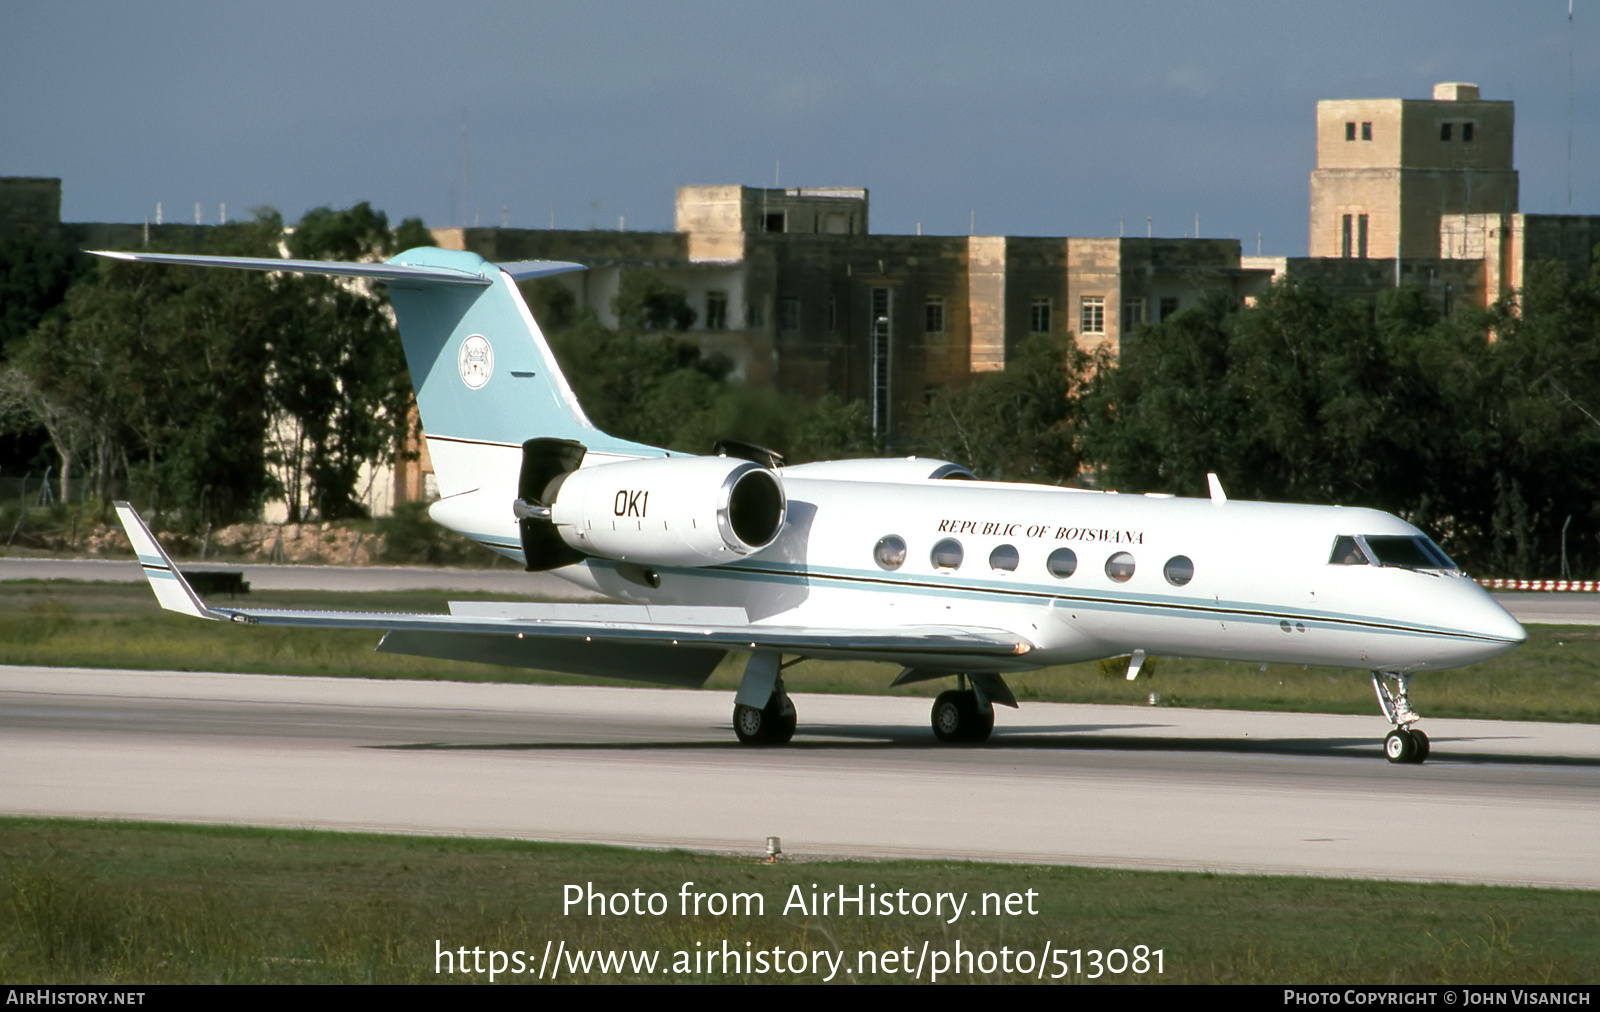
[98,247,1526,763]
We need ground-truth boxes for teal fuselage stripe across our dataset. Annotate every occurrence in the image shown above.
[457,545,1511,646]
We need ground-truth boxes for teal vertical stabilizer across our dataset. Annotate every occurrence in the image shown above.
[383,247,662,458]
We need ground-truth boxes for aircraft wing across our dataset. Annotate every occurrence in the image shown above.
[115,504,1032,679]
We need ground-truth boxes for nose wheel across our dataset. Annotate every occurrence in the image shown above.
[1373,671,1429,764]
[1383,727,1430,764]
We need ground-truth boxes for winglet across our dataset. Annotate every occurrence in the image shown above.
[113,501,223,621]
[1206,473,1228,503]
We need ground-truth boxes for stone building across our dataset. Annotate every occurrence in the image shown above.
[1310,82,1518,261]
[437,186,1265,445]
[1277,82,1599,313]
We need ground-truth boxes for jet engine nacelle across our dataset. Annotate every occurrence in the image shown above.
[549,456,786,567]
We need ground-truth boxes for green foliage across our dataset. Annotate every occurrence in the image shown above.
[0,204,420,525]
[526,278,578,332]
[0,232,90,359]
[375,500,491,566]
[1,218,283,522]
[545,298,872,461]
[919,332,1090,483]
[4,819,1597,984]
[611,269,697,331]
[1081,264,1600,578]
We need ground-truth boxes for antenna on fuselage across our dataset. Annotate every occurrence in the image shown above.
[1207,472,1228,503]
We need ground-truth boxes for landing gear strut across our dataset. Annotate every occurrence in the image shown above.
[1372,670,1429,764]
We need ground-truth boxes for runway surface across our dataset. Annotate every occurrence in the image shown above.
[3,666,1597,889]
[2,558,1593,622]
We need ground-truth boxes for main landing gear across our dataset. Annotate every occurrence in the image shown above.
[931,688,994,744]
[733,690,797,745]
[732,651,797,745]
[1372,670,1430,764]
[922,672,1014,744]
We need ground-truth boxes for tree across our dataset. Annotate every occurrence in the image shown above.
[267,203,423,519]
[916,332,1090,484]
[611,270,696,331]
[1,218,282,518]
[541,297,871,463]
[0,232,89,360]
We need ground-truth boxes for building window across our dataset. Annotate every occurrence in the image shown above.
[924,296,945,335]
[1159,296,1179,321]
[1031,298,1053,334]
[1078,297,1102,335]
[828,297,837,333]
[1345,121,1356,141]
[706,291,728,330]
[870,288,891,440]
[1440,122,1453,141]
[779,296,800,332]
[1361,121,1372,141]
[1463,122,1475,143]
[765,211,786,233]
[1357,214,1369,259]
[1341,214,1353,258]
[1123,298,1145,329]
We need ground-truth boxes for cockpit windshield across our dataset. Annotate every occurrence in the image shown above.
[1329,535,1459,571]
[1358,535,1459,572]
[1329,536,1371,566]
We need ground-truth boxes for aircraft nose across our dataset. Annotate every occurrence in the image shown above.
[1473,591,1527,645]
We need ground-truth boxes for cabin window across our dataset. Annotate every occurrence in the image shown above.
[1045,547,1078,579]
[874,535,907,571]
[989,544,1019,572]
[1329,536,1371,565]
[1163,555,1194,586]
[1105,551,1136,582]
[931,538,964,571]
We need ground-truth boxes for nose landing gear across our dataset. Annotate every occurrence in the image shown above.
[1372,671,1429,764]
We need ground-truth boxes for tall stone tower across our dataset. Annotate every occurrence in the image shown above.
[1309,83,1517,259]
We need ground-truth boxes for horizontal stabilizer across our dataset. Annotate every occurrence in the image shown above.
[89,250,586,287]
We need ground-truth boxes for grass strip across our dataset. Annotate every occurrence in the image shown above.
[1,817,1594,984]
[2,581,1598,722]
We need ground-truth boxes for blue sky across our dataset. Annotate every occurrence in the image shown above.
[4,1,1595,254]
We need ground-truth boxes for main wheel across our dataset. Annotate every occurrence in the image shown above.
[968,703,995,744]
[932,691,966,743]
[931,690,992,744]
[733,695,797,745]
[1384,728,1416,764]
[1408,728,1429,764]
[733,703,767,744]
[768,695,797,745]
